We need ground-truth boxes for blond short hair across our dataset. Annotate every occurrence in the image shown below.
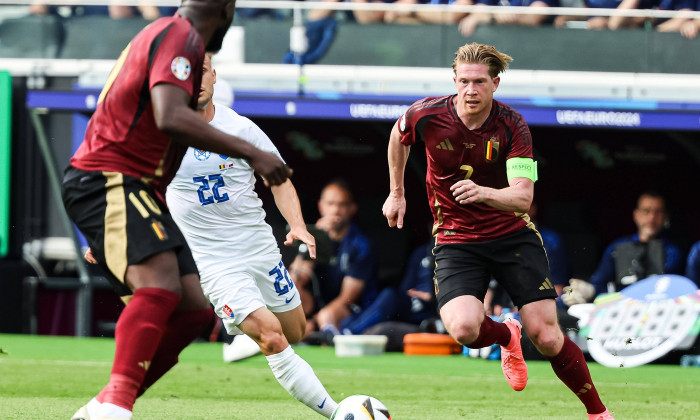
[452,42,513,78]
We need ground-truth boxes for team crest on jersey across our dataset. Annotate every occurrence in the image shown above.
[399,114,406,132]
[222,305,234,318]
[170,56,191,81]
[193,149,210,161]
[485,137,499,161]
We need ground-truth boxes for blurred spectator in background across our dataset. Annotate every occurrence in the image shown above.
[413,0,473,25]
[28,0,176,19]
[290,179,379,342]
[561,190,684,306]
[597,0,650,30]
[655,0,700,38]
[308,0,439,24]
[686,241,700,286]
[342,239,437,335]
[108,4,178,20]
[678,0,700,37]
[553,0,651,29]
[457,0,560,37]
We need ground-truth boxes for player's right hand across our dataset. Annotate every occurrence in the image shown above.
[250,151,293,186]
[382,193,406,229]
[285,227,317,259]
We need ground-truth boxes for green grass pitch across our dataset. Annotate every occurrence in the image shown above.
[1,333,699,419]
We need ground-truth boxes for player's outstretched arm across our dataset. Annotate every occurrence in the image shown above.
[383,121,410,229]
[151,83,292,186]
[271,180,317,259]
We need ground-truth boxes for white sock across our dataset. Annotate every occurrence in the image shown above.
[266,346,338,418]
[97,402,132,419]
[86,398,102,418]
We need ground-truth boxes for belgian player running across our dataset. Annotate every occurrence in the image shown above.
[382,42,614,420]
[63,1,291,419]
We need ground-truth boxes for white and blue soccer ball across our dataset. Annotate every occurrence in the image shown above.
[330,395,391,420]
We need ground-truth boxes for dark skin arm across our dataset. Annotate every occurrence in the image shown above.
[151,83,292,186]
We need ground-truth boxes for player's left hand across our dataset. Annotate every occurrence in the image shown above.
[451,180,483,204]
[285,228,317,259]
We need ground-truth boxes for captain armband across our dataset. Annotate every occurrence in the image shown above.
[506,157,538,182]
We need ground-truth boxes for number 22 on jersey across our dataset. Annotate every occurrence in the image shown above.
[193,173,229,205]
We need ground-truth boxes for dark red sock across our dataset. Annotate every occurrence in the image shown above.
[547,336,606,414]
[467,316,512,348]
[102,287,180,410]
[137,307,215,397]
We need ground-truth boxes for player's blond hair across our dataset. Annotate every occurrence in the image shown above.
[452,43,513,78]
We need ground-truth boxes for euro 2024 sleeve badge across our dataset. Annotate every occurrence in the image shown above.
[171,56,192,81]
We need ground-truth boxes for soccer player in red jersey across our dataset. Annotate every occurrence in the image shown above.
[382,42,614,420]
[63,1,291,419]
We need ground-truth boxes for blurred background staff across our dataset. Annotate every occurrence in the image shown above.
[290,179,379,341]
[562,190,684,307]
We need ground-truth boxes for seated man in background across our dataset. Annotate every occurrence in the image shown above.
[290,179,379,342]
[562,190,684,306]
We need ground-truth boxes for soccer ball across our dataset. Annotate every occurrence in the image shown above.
[331,395,391,420]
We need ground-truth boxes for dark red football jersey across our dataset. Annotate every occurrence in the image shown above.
[70,14,204,201]
[398,95,533,243]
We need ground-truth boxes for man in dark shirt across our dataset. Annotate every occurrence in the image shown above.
[64,1,292,419]
[562,191,683,306]
[382,42,613,420]
[290,179,378,339]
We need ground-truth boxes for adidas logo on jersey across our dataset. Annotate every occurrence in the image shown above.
[539,278,554,290]
[436,138,454,151]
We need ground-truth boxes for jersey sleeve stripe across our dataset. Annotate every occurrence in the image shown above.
[406,96,450,121]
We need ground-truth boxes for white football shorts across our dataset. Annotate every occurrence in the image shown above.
[200,252,302,336]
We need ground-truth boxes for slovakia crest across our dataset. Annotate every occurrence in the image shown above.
[193,149,210,161]
[170,56,191,81]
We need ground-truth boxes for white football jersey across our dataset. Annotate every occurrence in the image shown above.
[166,105,282,276]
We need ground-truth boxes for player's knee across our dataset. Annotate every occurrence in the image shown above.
[447,322,480,345]
[258,330,289,354]
[527,325,561,352]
